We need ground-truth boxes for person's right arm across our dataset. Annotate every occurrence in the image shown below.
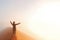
[10,21,13,25]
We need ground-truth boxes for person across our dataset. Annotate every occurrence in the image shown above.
[10,21,20,34]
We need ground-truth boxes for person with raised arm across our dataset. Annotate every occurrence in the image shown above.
[10,21,20,34]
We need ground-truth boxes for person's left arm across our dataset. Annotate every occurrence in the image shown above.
[16,23,20,25]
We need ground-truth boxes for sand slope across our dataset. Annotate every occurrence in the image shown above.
[0,27,35,40]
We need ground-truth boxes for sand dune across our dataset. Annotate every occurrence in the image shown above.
[0,27,13,40]
[0,27,36,40]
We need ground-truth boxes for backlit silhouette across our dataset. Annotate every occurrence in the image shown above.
[10,21,20,34]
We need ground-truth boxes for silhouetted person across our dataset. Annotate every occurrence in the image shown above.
[10,21,20,34]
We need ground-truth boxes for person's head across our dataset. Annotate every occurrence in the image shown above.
[13,21,15,24]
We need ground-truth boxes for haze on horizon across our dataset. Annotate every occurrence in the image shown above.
[0,0,60,40]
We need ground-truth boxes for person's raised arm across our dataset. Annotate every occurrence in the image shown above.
[15,23,20,25]
[10,21,13,25]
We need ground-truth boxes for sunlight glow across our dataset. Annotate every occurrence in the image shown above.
[27,2,60,40]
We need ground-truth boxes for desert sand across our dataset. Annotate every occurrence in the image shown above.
[0,27,35,40]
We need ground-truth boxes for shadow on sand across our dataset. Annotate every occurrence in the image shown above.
[0,27,35,40]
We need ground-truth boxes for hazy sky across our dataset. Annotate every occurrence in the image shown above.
[0,0,41,26]
[1,0,60,40]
